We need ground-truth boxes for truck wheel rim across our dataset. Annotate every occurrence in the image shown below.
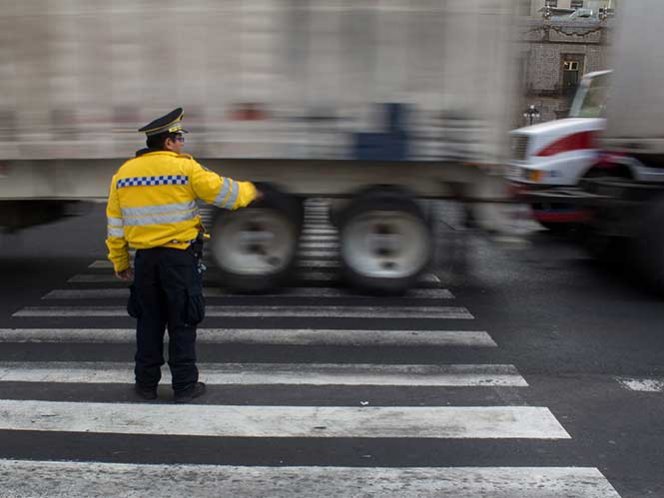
[212,209,297,275]
[341,211,430,279]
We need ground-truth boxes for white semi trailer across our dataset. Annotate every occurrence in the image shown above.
[0,0,524,293]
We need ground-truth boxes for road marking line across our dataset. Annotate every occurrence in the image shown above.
[67,274,128,283]
[88,250,339,270]
[298,241,339,249]
[616,377,664,393]
[300,235,336,241]
[301,228,337,235]
[0,401,570,439]
[69,272,441,285]
[13,306,474,319]
[296,260,339,269]
[299,234,338,241]
[0,461,621,498]
[299,271,440,285]
[0,362,527,387]
[0,328,494,346]
[44,288,129,299]
[88,260,112,269]
[90,251,341,270]
[297,250,338,258]
[42,287,454,300]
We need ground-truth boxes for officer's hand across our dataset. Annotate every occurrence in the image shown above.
[115,268,134,281]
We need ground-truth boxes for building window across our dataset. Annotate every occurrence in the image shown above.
[564,61,580,72]
[545,0,558,6]
[571,0,583,9]
[562,59,582,96]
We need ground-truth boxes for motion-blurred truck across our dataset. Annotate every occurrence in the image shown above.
[528,0,664,293]
[508,70,610,230]
[0,0,525,293]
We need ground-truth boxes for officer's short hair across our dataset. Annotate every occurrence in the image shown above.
[146,131,179,150]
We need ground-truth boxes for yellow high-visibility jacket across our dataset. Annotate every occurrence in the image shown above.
[106,150,258,273]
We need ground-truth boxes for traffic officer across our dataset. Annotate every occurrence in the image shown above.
[105,108,259,403]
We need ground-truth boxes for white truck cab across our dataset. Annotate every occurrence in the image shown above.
[508,70,612,228]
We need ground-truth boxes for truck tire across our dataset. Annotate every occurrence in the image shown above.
[339,191,432,294]
[209,184,300,292]
[635,197,664,296]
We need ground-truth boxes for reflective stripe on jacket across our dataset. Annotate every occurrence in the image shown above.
[105,151,258,273]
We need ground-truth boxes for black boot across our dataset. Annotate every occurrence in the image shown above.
[134,383,158,401]
[174,382,206,404]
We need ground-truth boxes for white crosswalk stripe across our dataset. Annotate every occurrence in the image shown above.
[0,461,621,498]
[13,305,474,319]
[299,234,338,241]
[67,272,443,285]
[0,328,495,346]
[300,271,441,283]
[0,201,621,497]
[296,259,339,268]
[615,377,664,393]
[0,400,569,438]
[297,250,338,258]
[301,229,337,236]
[88,260,117,269]
[0,362,528,386]
[298,241,339,249]
[90,251,342,268]
[42,287,455,300]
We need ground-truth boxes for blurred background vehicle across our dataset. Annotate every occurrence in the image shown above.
[508,70,613,230]
[527,0,664,294]
[0,0,526,294]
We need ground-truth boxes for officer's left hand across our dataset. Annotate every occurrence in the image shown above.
[115,268,134,281]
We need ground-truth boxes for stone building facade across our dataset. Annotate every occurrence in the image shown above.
[520,16,612,124]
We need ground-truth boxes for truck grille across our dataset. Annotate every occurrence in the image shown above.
[511,135,530,161]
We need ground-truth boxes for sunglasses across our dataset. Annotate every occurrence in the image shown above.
[172,135,185,143]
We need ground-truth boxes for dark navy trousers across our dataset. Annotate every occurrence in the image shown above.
[129,247,205,393]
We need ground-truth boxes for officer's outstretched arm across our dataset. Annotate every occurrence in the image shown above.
[189,160,259,210]
[105,176,131,273]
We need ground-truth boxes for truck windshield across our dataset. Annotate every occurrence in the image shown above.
[569,72,610,118]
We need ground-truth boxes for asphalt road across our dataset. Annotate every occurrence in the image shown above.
[0,201,662,497]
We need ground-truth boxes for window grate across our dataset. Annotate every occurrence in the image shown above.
[511,134,530,161]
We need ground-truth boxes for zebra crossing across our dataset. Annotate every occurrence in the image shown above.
[615,377,664,393]
[0,198,621,497]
